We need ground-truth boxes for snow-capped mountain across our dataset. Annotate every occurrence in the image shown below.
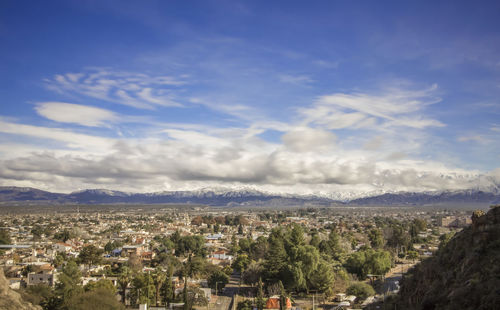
[0,186,499,206]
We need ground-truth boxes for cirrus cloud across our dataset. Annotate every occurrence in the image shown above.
[35,102,118,127]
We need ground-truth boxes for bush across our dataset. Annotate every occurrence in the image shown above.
[346,282,375,299]
[65,288,125,310]
[237,299,253,310]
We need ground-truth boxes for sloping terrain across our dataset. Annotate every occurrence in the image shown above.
[397,206,500,309]
[0,269,41,310]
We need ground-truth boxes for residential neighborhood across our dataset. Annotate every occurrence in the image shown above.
[0,205,475,309]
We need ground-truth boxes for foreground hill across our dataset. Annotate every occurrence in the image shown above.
[396,206,500,309]
[0,186,499,206]
[0,268,40,310]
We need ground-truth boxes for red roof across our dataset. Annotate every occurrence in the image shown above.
[266,297,291,309]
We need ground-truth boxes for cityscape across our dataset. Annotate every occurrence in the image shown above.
[1,1,500,310]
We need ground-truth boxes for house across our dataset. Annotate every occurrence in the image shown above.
[205,234,224,242]
[122,245,144,257]
[210,250,233,261]
[266,296,292,309]
[53,242,73,253]
[27,265,57,287]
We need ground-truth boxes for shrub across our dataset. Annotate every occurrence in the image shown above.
[346,282,375,300]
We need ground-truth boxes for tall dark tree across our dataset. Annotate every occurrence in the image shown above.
[78,245,103,269]
[278,281,286,310]
[56,261,83,303]
[161,265,175,307]
[256,278,265,310]
[183,273,189,310]
[152,267,166,306]
[118,267,132,305]
[208,270,229,294]
[368,229,384,249]
[264,229,287,282]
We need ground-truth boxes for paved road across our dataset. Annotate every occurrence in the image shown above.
[210,295,232,310]
[383,275,401,293]
[209,272,240,310]
[222,272,240,297]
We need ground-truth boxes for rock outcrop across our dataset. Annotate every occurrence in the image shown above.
[0,269,41,310]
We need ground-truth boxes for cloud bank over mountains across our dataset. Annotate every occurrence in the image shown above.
[0,69,498,195]
[2,2,500,196]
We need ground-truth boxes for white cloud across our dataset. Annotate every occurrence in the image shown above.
[302,84,444,130]
[35,102,118,127]
[3,77,496,195]
[0,120,114,153]
[282,127,336,153]
[45,69,185,109]
[0,132,493,195]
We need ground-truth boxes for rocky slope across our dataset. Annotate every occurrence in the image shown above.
[396,205,500,309]
[0,269,41,310]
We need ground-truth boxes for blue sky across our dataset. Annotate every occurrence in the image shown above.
[1,0,500,196]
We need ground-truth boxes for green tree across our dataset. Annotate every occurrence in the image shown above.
[152,267,166,306]
[104,241,115,253]
[232,253,250,273]
[237,300,253,310]
[238,238,252,254]
[346,282,375,299]
[174,235,206,257]
[264,230,287,282]
[439,232,455,248]
[368,229,384,249]
[183,275,189,310]
[0,229,11,244]
[84,279,116,294]
[407,250,419,261]
[230,234,240,254]
[242,261,263,286]
[65,288,125,310]
[309,261,334,293]
[117,266,132,305]
[54,229,72,243]
[319,230,345,261]
[278,281,287,310]
[296,245,320,291]
[54,252,67,268]
[387,226,410,253]
[187,256,206,278]
[208,270,229,294]
[289,263,306,292]
[345,249,392,279]
[256,278,265,310]
[309,233,321,249]
[130,273,155,307]
[290,224,305,246]
[56,261,83,303]
[19,284,55,308]
[161,265,175,306]
[31,225,44,241]
[250,236,268,261]
[78,245,103,269]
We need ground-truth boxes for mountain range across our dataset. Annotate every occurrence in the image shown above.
[1,186,499,207]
